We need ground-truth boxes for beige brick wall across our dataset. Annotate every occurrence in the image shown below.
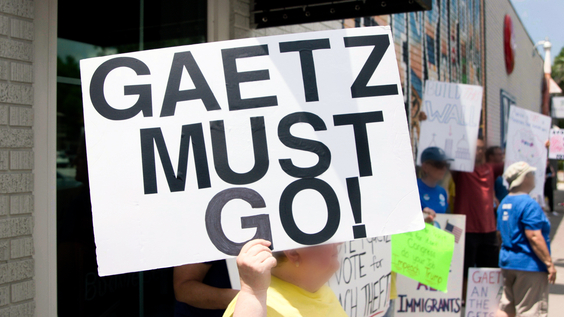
[485,0,544,146]
[0,0,35,314]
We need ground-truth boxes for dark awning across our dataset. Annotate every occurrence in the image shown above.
[253,0,432,29]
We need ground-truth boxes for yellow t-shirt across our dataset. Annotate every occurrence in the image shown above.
[223,276,348,317]
[390,272,398,300]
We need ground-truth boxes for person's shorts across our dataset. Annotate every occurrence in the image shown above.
[499,269,548,317]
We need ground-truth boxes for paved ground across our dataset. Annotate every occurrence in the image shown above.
[549,190,564,317]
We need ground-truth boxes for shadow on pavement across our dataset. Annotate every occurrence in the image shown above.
[554,258,564,268]
[550,284,564,295]
[550,213,562,242]
[549,190,564,241]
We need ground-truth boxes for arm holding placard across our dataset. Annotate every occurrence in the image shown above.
[232,239,277,317]
[525,230,557,284]
[173,263,239,310]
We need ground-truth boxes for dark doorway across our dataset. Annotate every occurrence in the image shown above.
[56,1,206,316]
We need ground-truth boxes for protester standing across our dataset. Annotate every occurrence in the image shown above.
[418,147,453,223]
[486,146,508,206]
[496,162,556,317]
[174,261,238,317]
[223,239,347,317]
[545,160,556,214]
[452,138,504,276]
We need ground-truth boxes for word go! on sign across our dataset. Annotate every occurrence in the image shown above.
[80,26,424,276]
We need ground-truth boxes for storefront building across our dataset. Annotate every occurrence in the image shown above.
[484,0,545,148]
[0,0,544,316]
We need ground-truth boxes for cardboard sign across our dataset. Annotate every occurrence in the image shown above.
[79,27,424,276]
[328,237,392,317]
[417,81,483,172]
[504,106,551,205]
[465,268,503,317]
[549,129,564,160]
[391,223,455,292]
[395,214,465,316]
[552,97,564,118]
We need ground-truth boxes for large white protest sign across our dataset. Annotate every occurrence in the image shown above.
[465,268,503,317]
[328,237,392,317]
[417,81,483,172]
[504,106,551,205]
[395,214,465,316]
[552,97,564,118]
[549,129,564,160]
[79,27,424,276]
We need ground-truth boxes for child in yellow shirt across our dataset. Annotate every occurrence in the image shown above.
[223,240,347,317]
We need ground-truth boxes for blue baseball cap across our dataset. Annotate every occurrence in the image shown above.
[421,147,454,163]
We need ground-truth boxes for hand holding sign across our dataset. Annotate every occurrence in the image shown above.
[80,27,423,276]
[236,239,277,294]
[391,224,455,292]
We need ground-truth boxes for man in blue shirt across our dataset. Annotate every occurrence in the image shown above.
[418,147,453,221]
[496,162,555,317]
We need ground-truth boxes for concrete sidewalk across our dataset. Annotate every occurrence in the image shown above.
[549,190,564,317]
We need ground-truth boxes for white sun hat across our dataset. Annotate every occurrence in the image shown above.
[504,161,537,190]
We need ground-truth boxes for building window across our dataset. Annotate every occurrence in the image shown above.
[56,1,206,316]
[500,89,516,148]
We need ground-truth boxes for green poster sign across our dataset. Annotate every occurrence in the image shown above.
[391,223,455,292]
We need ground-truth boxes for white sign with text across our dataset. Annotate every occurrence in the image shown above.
[465,268,503,317]
[417,81,483,172]
[395,214,466,316]
[549,129,564,160]
[504,106,551,205]
[328,237,392,317]
[79,27,424,276]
